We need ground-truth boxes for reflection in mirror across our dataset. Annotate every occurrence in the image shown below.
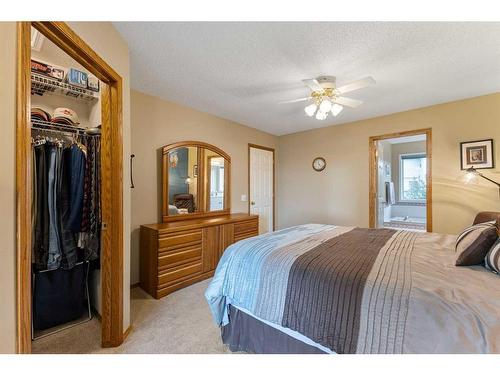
[208,156,225,211]
[167,146,198,216]
[162,141,231,222]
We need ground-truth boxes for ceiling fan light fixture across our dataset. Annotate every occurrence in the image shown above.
[319,98,333,113]
[304,103,318,117]
[331,103,343,116]
[290,75,375,121]
[315,110,328,120]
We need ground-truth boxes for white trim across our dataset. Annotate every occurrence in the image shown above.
[30,28,45,52]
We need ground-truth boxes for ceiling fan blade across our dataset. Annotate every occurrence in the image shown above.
[336,76,375,94]
[302,79,324,93]
[279,97,309,104]
[334,96,363,108]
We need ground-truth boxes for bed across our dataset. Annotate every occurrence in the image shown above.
[205,214,500,354]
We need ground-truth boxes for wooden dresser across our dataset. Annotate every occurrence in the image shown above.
[140,213,258,299]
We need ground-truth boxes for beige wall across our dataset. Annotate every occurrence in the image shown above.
[277,93,500,235]
[130,90,278,285]
[0,22,18,354]
[0,22,131,353]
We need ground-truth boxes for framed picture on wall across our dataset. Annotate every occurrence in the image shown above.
[460,139,494,170]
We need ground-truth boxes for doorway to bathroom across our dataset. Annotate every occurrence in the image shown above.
[369,129,432,232]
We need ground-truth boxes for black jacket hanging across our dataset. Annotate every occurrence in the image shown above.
[33,144,49,271]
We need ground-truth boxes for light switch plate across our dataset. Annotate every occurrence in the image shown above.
[241,194,247,202]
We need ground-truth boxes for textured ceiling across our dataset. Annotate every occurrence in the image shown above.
[114,22,500,136]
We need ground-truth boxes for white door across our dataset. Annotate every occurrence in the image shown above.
[249,146,274,234]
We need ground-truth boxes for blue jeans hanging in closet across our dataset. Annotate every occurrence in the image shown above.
[47,145,62,270]
[66,144,86,233]
[58,145,80,270]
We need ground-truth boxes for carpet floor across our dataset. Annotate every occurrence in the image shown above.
[32,278,231,354]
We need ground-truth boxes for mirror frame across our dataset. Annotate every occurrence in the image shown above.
[162,141,231,222]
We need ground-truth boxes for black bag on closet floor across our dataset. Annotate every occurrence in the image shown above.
[32,262,88,331]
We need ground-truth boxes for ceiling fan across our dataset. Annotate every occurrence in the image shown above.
[281,75,376,120]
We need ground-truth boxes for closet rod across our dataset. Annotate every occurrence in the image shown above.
[31,120,101,136]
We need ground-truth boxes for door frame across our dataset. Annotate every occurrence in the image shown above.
[16,22,124,353]
[368,128,432,232]
[248,144,275,231]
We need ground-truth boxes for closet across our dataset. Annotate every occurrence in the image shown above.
[29,26,103,342]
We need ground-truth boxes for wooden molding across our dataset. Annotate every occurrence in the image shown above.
[16,22,124,352]
[248,144,276,231]
[15,22,32,355]
[162,141,231,162]
[425,130,433,232]
[162,209,231,223]
[368,137,377,229]
[123,325,133,341]
[368,128,433,232]
[31,22,121,84]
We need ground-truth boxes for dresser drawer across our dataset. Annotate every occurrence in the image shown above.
[158,261,203,287]
[235,231,258,242]
[158,229,202,251]
[234,220,258,235]
[234,219,259,241]
[140,214,258,299]
[158,245,202,270]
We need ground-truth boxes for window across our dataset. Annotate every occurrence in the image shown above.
[400,154,426,201]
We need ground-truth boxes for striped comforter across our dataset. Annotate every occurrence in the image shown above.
[205,224,500,354]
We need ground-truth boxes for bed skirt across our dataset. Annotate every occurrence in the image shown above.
[221,305,326,354]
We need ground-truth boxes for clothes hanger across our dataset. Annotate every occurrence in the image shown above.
[75,132,88,157]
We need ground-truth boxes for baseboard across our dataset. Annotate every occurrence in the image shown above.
[92,308,102,322]
[123,325,133,341]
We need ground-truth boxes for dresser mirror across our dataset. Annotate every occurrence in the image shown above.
[162,141,231,222]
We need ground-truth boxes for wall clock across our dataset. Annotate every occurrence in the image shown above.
[312,157,326,172]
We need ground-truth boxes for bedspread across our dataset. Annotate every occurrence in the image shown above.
[206,224,500,353]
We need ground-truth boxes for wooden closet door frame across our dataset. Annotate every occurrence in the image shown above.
[16,22,124,353]
[368,128,432,232]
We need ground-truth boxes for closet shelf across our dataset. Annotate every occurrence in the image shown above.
[31,72,99,102]
[31,119,89,134]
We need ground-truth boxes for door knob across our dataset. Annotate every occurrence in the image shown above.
[251,201,255,205]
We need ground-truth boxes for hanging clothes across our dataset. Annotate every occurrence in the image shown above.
[31,144,37,264]
[66,143,86,233]
[80,135,101,262]
[47,144,63,271]
[58,144,81,270]
[33,143,49,271]
[31,132,101,272]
